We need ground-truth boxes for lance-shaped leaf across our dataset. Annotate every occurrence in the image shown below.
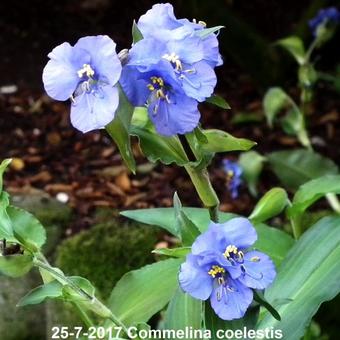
[132,20,143,44]
[268,149,338,190]
[163,288,203,335]
[0,192,15,240]
[276,36,306,65]
[152,247,191,258]
[255,216,340,340]
[173,193,200,246]
[7,205,46,252]
[239,151,266,197]
[196,26,224,38]
[201,129,256,153]
[249,188,288,223]
[131,125,189,166]
[205,95,231,109]
[108,258,183,326]
[0,158,12,194]
[288,175,340,219]
[106,86,136,173]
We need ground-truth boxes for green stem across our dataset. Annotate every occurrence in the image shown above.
[73,302,94,328]
[33,255,130,337]
[184,164,220,222]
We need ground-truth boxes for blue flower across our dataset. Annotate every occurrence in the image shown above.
[127,37,217,102]
[222,159,243,199]
[179,218,276,320]
[137,3,223,68]
[43,35,122,133]
[309,7,340,36]
[121,60,200,136]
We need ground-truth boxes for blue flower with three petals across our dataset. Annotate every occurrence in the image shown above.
[43,35,122,133]
[179,218,276,320]
[309,7,340,36]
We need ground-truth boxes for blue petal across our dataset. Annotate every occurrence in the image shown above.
[165,35,204,65]
[43,42,90,101]
[210,278,253,320]
[237,250,276,290]
[148,91,200,136]
[179,254,213,300]
[128,38,168,72]
[179,61,217,102]
[75,35,122,86]
[210,217,257,249]
[191,225,222,255]
[137,3,181,38]
[70,85,119,133]
[201,34,223,67]
[120,66,149,106]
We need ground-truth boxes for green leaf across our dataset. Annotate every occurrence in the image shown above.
[253,290,281,321]
[205,303,259,340]
[267,149,338,190]
[132,20,143,44]
[239,151,266,197]
[298,63,318,87]
[163,288,203,334]
[152,247,191,258]
[108,258,183,326]
[196,26,224,38]
[121,208,294,267]
[173,193,200,246]
[106,86,136,173]
[255,216,340,340]
[17,280,63,306]
[263,87,290,127]
[7,205,46,252]
[276,36,306,65]
[131,125,189,166]
[0,254,33,278]
[62,276,96,302]
[0,192,15,240]
[201,129,256,153]
[0,158,12,193]
[289,175,340,218]
[205,95,231,109]
[249,188,288,223]
[253,222,294,268]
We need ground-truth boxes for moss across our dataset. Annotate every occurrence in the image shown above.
[55,216,158,299]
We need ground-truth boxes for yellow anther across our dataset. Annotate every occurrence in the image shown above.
[156,89,167,99]
[147,84,155,91]
[223,245,243,260]
[162,53,183,71]
[192,18,207,27]
[250,256,260,262]
[77,64,95,78]
[227,170,234,178]
[208,265,225,278]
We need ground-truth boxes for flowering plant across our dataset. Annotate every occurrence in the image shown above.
[1,3,340,340]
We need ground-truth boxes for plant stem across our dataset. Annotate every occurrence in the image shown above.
[33,255,129,337]
[184,164,220,222]
[73,302,95,328]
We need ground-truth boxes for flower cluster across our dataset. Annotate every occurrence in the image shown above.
[222,159,243,198]
[42,4,222,136]
[309,7,340,36]
[43,36,122,133]
[179,218,276,320]
[120,3,222,136]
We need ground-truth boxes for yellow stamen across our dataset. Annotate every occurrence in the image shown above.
[77,64,95,78]
[162,52,183,71]
[223,245,243,260]
[208,265,225,278]
[250,256,260,262]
